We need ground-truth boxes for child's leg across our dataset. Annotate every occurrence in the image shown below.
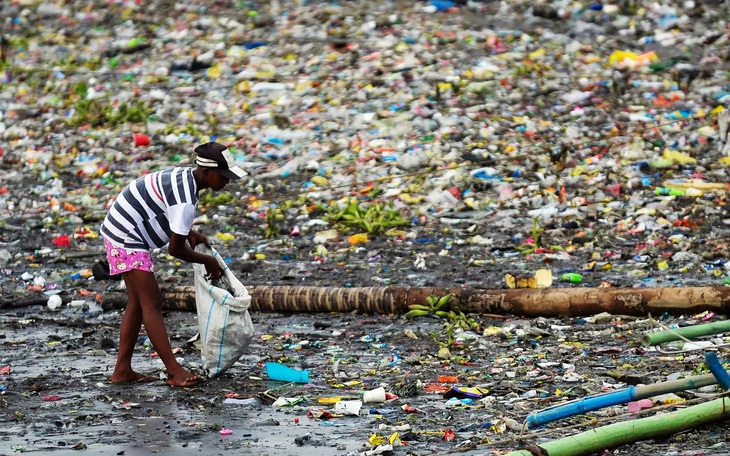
[110,284,146,383]
[121,269,203,387]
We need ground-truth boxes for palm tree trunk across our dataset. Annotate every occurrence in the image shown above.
[99,285,730,317]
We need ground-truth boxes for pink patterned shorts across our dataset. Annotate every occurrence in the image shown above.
[103,238,155,275]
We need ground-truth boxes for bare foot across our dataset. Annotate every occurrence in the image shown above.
[166,369,204,387]
[110,370,158,384]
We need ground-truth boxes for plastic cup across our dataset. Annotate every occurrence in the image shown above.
[334,400,362,416]
[362,387,386,403]
[133,133,151,146]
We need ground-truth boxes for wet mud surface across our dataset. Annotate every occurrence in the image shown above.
[2,299,730,456]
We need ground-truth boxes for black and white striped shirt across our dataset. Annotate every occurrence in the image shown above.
[100,168,198,251]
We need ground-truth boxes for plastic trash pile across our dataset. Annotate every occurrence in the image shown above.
[0,1,729,296]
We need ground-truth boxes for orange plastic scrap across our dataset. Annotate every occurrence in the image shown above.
[63,202,79,212]
[423,383,451,393]
[653,94,674,108]
[673,218,698,229]
[437,375,459,383]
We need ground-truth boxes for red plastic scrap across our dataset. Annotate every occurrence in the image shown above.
[52,235,71,248]
[43,395,62,402]
[0,365,9,375]
[443,429,457,441]
[307,410,335,420]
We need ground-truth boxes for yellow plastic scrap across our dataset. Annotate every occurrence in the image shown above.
[310,176,329,186]
[663,179,727,192]
[661,396,685,405]
[504,269,552,289]
[491,419,508,434]
[332,380,363,388]
[216,232,235,242]
[389,432,401,446]
[399,193,417,203]
[369,434,386,446]
[206,65,221,79]
[608,50,658,68]
[463,197,479,209]
[528,48,546,60]
[662,149,696,165]
[348,233,369,245]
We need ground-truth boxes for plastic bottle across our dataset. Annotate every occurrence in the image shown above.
[654,187,685,196]
[561,273,582,283]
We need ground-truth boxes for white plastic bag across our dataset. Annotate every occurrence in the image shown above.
[193,244,255,377]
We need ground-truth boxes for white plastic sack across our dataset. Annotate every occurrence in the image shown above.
[193,244,255,377]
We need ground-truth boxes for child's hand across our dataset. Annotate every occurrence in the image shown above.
[204,256,225,281]
[188,229,210,249]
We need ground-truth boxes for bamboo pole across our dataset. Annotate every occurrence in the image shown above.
[641,319,730,346]
[98,285,730,317]
[526,371,725,428]
[507,397,730,456]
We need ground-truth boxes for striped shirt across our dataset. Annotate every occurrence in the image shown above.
[100,168,198,251]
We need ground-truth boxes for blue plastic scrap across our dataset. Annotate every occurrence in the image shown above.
[705,352,730,390]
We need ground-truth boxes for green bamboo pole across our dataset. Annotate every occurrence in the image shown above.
[506,397,730,456]
[642,320,730,346]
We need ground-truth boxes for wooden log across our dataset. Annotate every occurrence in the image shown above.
[99,285,730,317]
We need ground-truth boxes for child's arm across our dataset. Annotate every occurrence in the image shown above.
[168,233,224,280]
[186,229,210,249]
